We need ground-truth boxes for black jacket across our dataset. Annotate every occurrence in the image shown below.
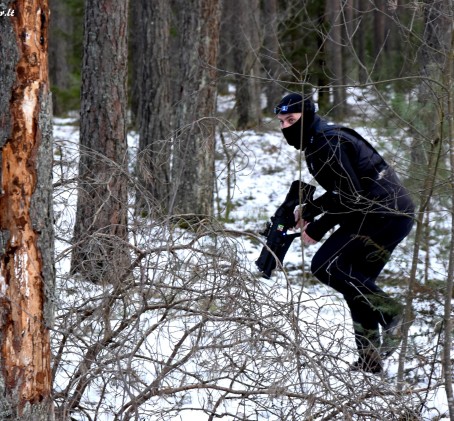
[289,116,415,241]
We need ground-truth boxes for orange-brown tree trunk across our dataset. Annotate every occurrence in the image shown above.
[0,1,54,419]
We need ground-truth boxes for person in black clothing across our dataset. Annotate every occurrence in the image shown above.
[274,93,415,373]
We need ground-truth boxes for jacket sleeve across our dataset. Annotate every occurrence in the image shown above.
[305,213,339,241]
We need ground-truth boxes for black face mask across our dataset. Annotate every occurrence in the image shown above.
[282,117,304,150]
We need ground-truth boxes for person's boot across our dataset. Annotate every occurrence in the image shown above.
[349,348,383,374]
[380,310,415,358]
[380,313,403,358]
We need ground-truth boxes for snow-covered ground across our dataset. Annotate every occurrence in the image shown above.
[51,90,451,420]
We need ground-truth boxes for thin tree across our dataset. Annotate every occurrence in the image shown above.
[71,0,130,283]
[0,1,54,418]
[444,25,454,419]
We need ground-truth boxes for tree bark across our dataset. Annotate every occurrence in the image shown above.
[444,24,454,419]
[48,0,72,116]
[261,0,283,111]
[373,0,386,68]
[170,0,221,216]
[135,0,172,213]
[325,0,346,118]
[71,0,130,283]
[0,1,54,418]
[353,0,372,84]
[343,0,355,82]
[230,0,262,129]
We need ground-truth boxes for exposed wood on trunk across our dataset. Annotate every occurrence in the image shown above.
[0,1,53,417]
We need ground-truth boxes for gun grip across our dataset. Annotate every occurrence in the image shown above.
[255,233,299,278]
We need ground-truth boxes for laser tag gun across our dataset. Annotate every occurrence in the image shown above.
[255,181,316,279]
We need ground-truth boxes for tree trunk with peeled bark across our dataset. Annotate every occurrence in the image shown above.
[0,1,55,419]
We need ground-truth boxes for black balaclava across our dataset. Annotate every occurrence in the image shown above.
[274,93,315,150]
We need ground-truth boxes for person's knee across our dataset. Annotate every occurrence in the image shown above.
[311,253,351,293]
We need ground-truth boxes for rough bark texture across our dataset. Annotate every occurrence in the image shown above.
[230,0,262,129]
[325,0,346,118]
[129,0,143,127]
[71,0,130,283]
[0,1,54,419]
[48,0,73,115]
[170,0,221,216]
[135,0,172,213]
[261,0,283,110]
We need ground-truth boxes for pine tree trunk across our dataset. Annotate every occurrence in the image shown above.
[343,0,355,81]
[71,0,130,284]
[129,0,143,128]
[262,0,282,110]
[373,0,386,68]
[170,0,221,216]
[0,1,54,418]
[230,0,262,129]
[135,0,172,213]
[326,0,346,118]
[354,0,370,84]
[48,0,73,116]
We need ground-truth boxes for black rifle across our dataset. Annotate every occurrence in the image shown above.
[255,181,316,279]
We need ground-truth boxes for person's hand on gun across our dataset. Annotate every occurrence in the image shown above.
[301,230,317,245]
[294,206,318,245]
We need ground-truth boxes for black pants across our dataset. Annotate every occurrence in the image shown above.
[310,214,414,352]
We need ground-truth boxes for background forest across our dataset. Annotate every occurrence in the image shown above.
[0,0,453,420]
